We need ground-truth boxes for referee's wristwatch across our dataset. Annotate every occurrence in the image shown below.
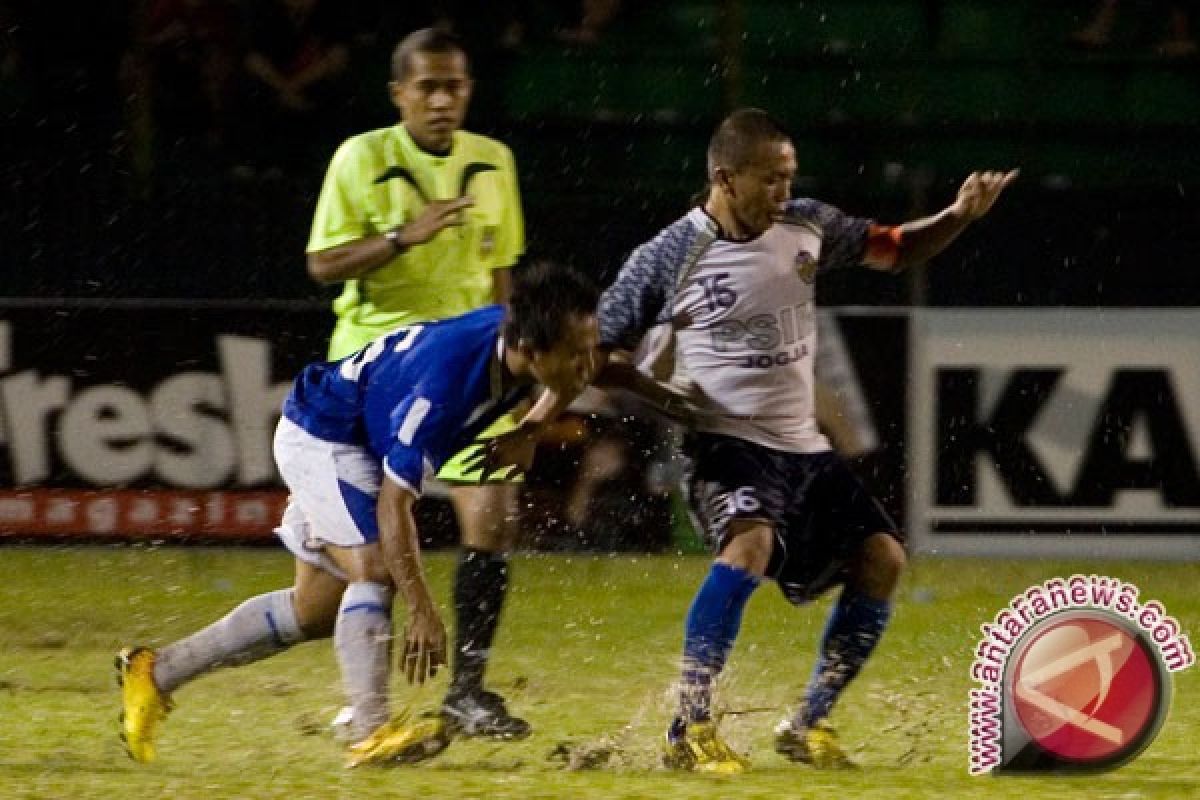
[384,227,409,254]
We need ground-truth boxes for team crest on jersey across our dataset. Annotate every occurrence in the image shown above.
[794,250,818,284]
[480,226,497,259]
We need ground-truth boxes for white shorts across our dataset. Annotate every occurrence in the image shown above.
[273,416,382,577]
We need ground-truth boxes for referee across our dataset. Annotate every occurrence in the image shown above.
[306,28,529,740]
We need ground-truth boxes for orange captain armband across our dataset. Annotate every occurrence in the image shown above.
[865,223,904,270]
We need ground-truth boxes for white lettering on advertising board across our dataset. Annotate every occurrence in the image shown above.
[0,324,291,489]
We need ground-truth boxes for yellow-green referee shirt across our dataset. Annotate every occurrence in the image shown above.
[308,123,524,360]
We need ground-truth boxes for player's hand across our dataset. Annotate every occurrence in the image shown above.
[953,170,1019,221]
[402,197,475,246]
[654,381,706,426]
[462,424,541,482]
[401,604,447,685]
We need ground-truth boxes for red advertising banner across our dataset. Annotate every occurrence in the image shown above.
[0,489,289,539]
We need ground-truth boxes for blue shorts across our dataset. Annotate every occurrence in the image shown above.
[686,432,902,605]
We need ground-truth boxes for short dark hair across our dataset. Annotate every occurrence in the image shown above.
[706,107,791,176]
[505,262,599,352]
[391,28,470,82]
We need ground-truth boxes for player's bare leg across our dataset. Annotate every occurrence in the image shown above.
[777,533,907,767]
[716,521,774,574]
[848,532,907,600]
[292,559,348,638]
[442,482,530,739]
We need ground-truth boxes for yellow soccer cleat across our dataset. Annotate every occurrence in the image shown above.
[774,718,856,769]
[345,714,453,768]
[115,647,172,763]
[662,720,750,775]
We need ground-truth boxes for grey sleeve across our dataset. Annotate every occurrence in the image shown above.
[788,198,872,272]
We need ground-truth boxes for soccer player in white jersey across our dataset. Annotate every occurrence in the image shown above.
[593,108,1016,772]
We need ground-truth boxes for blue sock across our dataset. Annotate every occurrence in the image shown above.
[798,589,891,728]
[676,562,760,729]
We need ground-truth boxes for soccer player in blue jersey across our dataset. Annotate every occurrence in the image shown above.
[307,29,534,740]
[116,263,599,765]
[587,109,1016,772]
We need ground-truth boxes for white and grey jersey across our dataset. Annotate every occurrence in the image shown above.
[598,199,871,453]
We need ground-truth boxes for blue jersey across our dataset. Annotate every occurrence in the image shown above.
[282,305,527,492]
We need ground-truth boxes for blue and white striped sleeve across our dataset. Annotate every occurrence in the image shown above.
[597,219,694,351]
[383,394,452,495]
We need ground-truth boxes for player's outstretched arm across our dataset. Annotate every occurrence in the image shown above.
[883,169,1019,271]
[377,477,447,684]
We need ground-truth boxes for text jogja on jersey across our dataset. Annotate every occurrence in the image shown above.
[710,301,813,369]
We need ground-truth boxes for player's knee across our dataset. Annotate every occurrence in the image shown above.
[454,487,518,552]
[716,521,774,576]
[297,612,336,640]
[856,533,906,598]
[461,521,516,553]
[341,557,392,587]
[465,505,519,552]
[291,586,339,639]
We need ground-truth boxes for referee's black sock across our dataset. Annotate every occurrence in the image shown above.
[450,547,510,699]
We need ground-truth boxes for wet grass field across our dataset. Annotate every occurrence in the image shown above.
[1,546,1196,799]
